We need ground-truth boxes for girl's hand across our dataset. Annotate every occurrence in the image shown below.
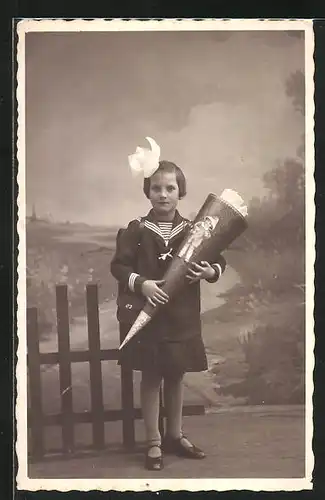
[186,261,216,284]
[141,280,169,307]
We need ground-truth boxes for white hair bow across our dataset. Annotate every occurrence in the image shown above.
[128,137,161,178]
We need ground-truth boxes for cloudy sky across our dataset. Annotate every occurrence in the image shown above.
[25,30,304,225]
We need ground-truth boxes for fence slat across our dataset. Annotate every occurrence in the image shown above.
[119,325,135,449]
[86,284,105,449]
[56,285,74,453]
[27,307,44,459]
[120,366,135,449]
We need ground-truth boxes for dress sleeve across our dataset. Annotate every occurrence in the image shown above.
[110,220,147,295]
[205,254,227,283]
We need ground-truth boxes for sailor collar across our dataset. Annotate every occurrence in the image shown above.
[142,210,189,247]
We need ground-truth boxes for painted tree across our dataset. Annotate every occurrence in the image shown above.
[220,70,306,404]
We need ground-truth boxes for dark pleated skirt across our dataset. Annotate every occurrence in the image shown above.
[118,323,208,376]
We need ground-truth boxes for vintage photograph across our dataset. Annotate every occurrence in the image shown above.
[16,19,314,492]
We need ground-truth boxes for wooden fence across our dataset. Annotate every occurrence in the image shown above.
[27,283,205,461]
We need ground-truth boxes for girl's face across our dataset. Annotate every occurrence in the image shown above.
[149,171,179,220]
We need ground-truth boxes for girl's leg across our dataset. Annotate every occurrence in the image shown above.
[163,372,184,439]
[164,373,204,454]
[141,370,163,458]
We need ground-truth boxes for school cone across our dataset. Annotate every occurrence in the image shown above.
[119,189,248,350]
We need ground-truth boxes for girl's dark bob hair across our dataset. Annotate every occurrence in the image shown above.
[143,160,187,199]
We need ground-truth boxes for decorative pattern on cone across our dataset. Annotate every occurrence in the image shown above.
[118,311,151,350]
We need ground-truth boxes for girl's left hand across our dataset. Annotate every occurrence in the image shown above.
[186,261,216,284]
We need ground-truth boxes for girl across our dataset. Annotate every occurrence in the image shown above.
[110,155,226,471]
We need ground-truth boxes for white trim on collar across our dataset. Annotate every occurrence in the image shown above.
[144,220,186,245]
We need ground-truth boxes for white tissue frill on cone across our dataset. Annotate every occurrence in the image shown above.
[220,188,248,217]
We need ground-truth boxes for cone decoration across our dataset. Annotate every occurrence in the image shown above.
[119,189,248,350]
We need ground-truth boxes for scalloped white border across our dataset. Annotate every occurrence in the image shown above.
[16,18,315,492]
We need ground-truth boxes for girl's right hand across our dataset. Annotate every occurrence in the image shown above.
[141,280,169,307]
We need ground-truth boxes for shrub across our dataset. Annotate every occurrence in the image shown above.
[221,155,305,405]
[238,302,304,404]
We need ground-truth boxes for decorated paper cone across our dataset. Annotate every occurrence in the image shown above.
[119,189,248,350]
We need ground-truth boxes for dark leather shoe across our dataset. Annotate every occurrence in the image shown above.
[145,445,164,471]
[163,435,206,459]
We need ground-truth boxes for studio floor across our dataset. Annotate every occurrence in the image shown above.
[28,405,306,480]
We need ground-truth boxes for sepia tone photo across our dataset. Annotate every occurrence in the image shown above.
[16,19,314,492]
